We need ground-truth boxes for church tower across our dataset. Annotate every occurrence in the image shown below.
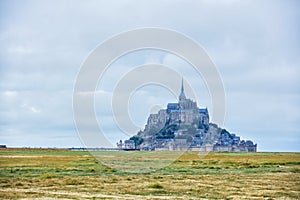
[179,78,186,101]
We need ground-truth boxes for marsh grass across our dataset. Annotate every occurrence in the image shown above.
[0,149,299,199]
[148,183,164,189]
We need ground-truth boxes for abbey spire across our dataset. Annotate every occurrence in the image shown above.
[179,78,186,101]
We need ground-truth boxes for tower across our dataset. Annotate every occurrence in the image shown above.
[179,78,186,101]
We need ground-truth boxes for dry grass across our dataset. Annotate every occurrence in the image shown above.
[0,149,299,199]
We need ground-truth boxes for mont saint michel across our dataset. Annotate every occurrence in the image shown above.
[118,80,257,152]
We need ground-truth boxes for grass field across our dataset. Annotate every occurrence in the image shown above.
[0,149,299,199]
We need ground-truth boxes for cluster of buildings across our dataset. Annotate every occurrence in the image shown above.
[119,80,257,152]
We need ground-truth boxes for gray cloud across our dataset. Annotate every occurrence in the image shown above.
[0,0,299,151]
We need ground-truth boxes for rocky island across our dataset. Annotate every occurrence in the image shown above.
[118,80,257,152]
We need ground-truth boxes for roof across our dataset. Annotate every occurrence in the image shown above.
[199,108,208,113]
[167,103,179,107]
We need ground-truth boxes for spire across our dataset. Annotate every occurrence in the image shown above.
[179,78,186,101]
[181,78,184,93]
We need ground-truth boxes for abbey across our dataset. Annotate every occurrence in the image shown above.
[119,80,257,152]
[146,80,209,133]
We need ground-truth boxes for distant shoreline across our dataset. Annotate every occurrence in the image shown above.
[0,147,299,153]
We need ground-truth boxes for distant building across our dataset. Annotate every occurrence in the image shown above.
[124,140,135,150]
[116,140,123,149]
[0,145,7,149]
[122,79,257,152]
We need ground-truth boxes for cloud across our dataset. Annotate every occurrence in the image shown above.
[7,46,34,55]
[76,90,112,97]
[0,0,299,150]
[21,103,41,114]
[3,90,18,97]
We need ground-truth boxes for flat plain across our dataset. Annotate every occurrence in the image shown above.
[0,149,299,199]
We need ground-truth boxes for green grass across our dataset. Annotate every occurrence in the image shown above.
[0,149,299,199]
[148,183,164,189]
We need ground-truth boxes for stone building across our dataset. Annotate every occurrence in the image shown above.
[124,80,257,152]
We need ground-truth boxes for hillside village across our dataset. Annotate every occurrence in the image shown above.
[118,80,257,152]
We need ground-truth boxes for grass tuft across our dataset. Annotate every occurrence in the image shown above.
[148,183,164,189]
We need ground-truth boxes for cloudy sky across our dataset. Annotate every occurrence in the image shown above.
[0,0,299,151]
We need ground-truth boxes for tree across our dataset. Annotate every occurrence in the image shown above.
[129,136,144,147]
